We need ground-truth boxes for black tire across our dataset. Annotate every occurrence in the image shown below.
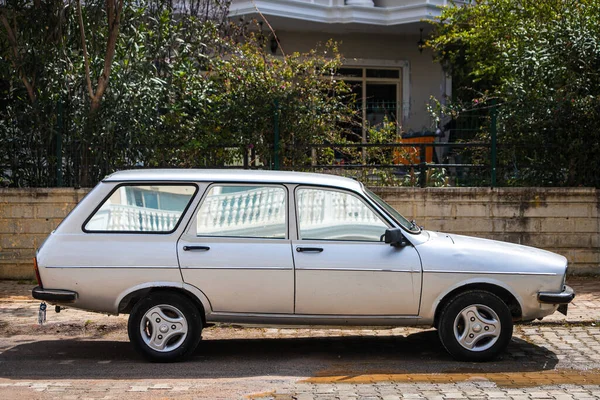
[437,290,513,362]
[128,292,202,362]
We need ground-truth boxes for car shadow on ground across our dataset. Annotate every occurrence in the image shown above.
[0,330,558,380]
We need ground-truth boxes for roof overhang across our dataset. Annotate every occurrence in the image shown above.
[229,0,447,33]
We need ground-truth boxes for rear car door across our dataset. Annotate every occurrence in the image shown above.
[178,184,294,314]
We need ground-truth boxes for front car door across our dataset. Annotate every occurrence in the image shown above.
[292,186,422,316]
[178,184,294,314]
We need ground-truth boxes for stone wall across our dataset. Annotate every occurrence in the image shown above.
[373,187,600,275]
[0,188,89,279]
[0,187,598,279]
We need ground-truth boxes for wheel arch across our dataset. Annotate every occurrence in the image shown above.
[116,282,211,325]
[432,280,523,328]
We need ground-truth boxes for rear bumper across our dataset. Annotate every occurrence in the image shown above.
[32,286,78,303]
[538,285,575,304]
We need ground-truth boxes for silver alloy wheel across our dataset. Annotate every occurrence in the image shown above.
[139,304,188,352]
[453,304,501,352]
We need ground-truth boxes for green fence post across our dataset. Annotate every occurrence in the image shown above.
[419,143,427,188]
[490,99,497,188]
[273,99,280,170]
[243,145,249,170]
[56,99,63,187]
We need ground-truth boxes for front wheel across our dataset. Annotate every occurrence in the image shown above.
[128,292,202,362]
[438,290,513,362]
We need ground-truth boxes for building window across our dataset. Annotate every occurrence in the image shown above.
[338,67,402,142]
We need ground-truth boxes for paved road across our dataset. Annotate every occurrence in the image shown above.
[1,324,600,399]
[1,279,600,399]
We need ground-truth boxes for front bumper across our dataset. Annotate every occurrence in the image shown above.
[538,285,575,304]
[32,286,78,303]
[538,285,575,316]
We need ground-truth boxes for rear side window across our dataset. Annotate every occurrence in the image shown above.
[85,184,197,233]
[196,185,286,239]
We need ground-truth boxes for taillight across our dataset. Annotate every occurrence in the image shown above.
[33,257,43,288]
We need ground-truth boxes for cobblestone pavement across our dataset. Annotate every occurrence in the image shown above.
[1,279,600,399]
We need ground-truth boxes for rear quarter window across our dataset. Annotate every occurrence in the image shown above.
[84,184,197,233]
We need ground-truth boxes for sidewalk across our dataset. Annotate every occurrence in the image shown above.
[0,278,598,336]
[541,277,600,324]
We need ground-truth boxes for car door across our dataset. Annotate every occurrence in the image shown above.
[178,184,294,314]
[292,186,422,316]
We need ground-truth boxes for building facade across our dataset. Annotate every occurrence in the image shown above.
[229,0,453,135]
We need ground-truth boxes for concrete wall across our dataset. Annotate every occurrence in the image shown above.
[0,187,598,279]
[0,188,89,279]
[373,187,600,275]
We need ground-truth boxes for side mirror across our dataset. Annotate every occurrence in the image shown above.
[384,228,409,248]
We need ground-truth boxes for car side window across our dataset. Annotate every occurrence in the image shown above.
[296,187,388,242]
[196,185,286,239]
[85,184,196,233]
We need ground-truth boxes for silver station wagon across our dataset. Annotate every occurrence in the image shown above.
[32,170,574,362]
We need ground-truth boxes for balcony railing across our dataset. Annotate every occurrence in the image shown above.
[87,187,385,235]
[88,205,182,232]
[196,186,383,238]
[197,187,286,235]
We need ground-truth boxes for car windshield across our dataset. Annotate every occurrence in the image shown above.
[364,188,421,234]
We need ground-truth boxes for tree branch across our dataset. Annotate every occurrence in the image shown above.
[76,0,95,101]
[252,0,285,59]
[1,12,36,103]
[94,0,123,107]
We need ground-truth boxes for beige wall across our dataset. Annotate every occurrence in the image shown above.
[1,187,598,279]
[0,188,89,279]
[277,30,443,131]
[373,187,600,275]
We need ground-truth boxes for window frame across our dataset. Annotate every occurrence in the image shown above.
[193,183,289,241]
[82,182,199,235]
[338,65,403,137]
[294,185,391,243]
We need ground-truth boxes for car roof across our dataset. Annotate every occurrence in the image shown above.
[103,169,364,191]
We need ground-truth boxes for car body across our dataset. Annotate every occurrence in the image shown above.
[32,169,574,362]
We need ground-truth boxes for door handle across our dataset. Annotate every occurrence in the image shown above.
[296,247,323,253]
[183,246,210,251]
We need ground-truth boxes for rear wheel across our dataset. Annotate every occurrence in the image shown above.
[128,292,202,362]
[438,290,513,362]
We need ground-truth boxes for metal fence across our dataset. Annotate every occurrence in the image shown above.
[301,142,494,188]
[0,102,574,188]
[173,138,562,189]
[0,139,569,189]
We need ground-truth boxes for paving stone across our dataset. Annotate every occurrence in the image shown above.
[338,392,359,398]
[148,383,172,390]
[126,386,148,392]
[294,394,315,400]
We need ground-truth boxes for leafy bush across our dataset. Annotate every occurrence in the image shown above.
[0,0,360,187]
[429,0,600,187]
